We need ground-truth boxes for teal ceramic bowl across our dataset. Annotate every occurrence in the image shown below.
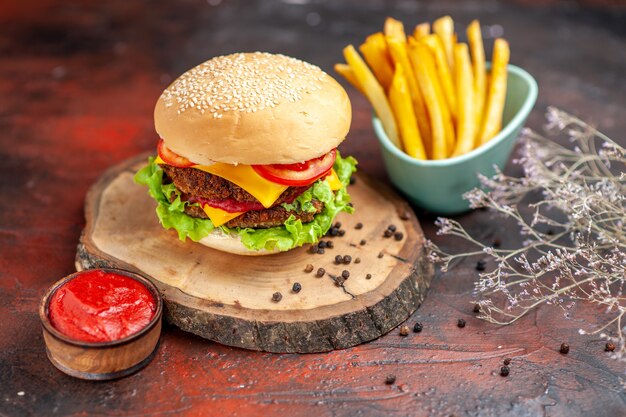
[374,64,538,215]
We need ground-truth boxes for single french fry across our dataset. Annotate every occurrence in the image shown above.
[433,16,455,73]
[388,65,427,159]
[467,19,486,143]
[413,22,430,40]
[451,43,476,156]
[479,38,510,145]
[387,37,432,151]
[410,39,455,154]
[359,32,395,91]
[384,17,407,42]
[343,45,400,147]
[334,63,365,95]
[439,80,456,155]
[409,42,448,159]
[423,34,457,122]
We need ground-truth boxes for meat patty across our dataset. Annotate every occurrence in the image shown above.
[161,166,325,228]
[162,164,309,204]
[184,199,324,229]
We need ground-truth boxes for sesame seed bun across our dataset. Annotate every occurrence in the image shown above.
[154,52,352,166]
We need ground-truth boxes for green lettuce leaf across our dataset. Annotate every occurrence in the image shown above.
[134,158,215,241]
[134,152,357,252]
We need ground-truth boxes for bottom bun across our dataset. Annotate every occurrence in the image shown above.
[197,228,280,256]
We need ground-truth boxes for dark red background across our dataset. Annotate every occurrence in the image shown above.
[1,1,625,416]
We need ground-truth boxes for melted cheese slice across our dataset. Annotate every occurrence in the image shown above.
[201,205,244,227]
[326,169,342,191]
[193,163,289,209]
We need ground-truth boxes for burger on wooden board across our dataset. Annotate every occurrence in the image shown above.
[135,52,357,255]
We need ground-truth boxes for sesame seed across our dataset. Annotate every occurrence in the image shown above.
[161,52,327,116]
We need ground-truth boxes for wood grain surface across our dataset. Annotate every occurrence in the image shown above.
[1,1,625,416]
[76,154,432,353]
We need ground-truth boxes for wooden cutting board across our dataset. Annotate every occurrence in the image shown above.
[76,153,433,353]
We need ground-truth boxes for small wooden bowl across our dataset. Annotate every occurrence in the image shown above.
[39,268,163,380]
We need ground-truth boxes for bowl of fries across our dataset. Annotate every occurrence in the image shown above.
[335,16,538,214]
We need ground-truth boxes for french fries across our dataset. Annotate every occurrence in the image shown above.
[359,33,394,91]
[384,17,407,42]
[433,16,455,73]
[423,34,457,122]
[386,37,432,150]
[342,45,400,148]
[467,20,486,142]
[410,42,448,159]
[452,43,476,156]
[479,38,510,145]
[389,66,427,159]
[333,63,364,95]
[413,23,430,41]
[335,16,510,161]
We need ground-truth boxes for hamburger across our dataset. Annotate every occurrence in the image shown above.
[135,52,357,255]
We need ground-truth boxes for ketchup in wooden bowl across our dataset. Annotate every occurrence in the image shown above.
[39,268,163,380]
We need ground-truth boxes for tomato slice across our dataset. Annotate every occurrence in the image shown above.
[157,139,194,168]
[252,149,337,186]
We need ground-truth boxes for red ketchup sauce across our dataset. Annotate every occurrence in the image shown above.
[48,270,156,343]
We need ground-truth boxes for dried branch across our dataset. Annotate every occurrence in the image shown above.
[428,107,626,363]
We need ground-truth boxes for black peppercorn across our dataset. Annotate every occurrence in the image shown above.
[338,229,346,237]
[457,319,466,328]
[304,264,314,273]
[605,342,616,352]
[383,230,393,238]
[473,303,480,313]
[476,260,486,271]
[341,270,350,279]
[355,257,361,264]
[335,276,345,286]
[349,176,356,185]
[387,225,397,232]
[400,211,410,220]
[360,239,366,246]
[500,366,510,377]
[355,222,363,230]
[399,325,409,336]
[394,232,404,241]
[272,292,282,302]
[317,248,325,255]
[560,343,570,354]
[503,358,511,366]
[326,240,334,249]
[318,241,327,249]
[335,222,342,229]
[365,273,372,279]
[335,255,343,264]
[309,244,318,254]
[292,282,302,293]
[493,239,501,248]
[385,375,396,385]
[343,255,352,264]
[413,322,423,333]
[329,228,338,237]
[316,268,325,278]
[377,252,384,258]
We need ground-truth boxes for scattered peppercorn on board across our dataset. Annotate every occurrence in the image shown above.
[76,153,433,353]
